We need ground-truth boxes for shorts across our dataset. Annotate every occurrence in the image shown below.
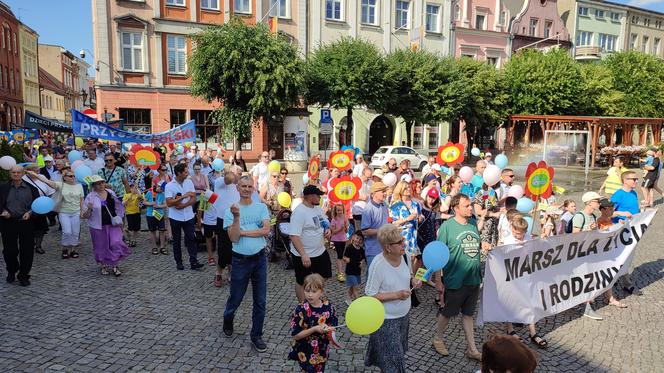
[216,218,232,268]
[293,250,332,285]
[438,284,480,318]
[126,213,141,232]
[333,241,346,259]
[642,177,658,189]
[345,275,361,287]
[146,216,166,231]
[203,223,217,238]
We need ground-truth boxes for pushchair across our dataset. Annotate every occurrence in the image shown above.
[269,208,294,270]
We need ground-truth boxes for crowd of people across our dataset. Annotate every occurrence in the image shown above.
[1,136,659,373]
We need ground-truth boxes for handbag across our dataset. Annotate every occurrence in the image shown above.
[103,204,123,226]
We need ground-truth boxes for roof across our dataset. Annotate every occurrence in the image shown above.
[39,67,65,96]
[509,114,664,125]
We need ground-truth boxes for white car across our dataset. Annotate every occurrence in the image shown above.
[369,146,429,171]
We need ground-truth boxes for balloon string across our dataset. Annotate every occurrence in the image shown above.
[335,323,346,329]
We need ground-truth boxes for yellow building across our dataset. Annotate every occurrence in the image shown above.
[39,67,66,122]
[19,23,39,117]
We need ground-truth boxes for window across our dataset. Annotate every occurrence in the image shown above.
[454,4,460,21]
[119,108,151,134]
[595,9,604,19]
[12,32,16,54]
[425,4,440,32]
[475,13,485,30]
[598,33,616,51]
[121,31,144,71]
[234,0,251,14]
[642,35,649,52]
[544,20,553,38]
[486,56,498,67]
[191,110,220,144]
[394,1,410,29]
[201,0,219,10]
[269,0,288,17]
[9,67,13,91]
[630,33,638,50]
[361,0,377,25]
[0,65,3,88]
[170,109,186,125]
[166,0,185,6]
[413,125,423,149]
[167,35,187,74]
[610,12,620,22]
[577,31,593,46]
[326,0,343,21]
[529,18,538,36]
[578,6,588,16]
[499,11,507,25]
[1,28,4,49]
[654,38,661,55]
[428,125,438,148]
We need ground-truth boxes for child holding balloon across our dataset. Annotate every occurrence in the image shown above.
[288,274,338,373]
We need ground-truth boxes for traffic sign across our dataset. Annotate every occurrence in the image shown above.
[320,122,333,135]
[320,109,332,124]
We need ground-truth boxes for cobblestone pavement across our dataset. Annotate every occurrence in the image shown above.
[2,170,664,372]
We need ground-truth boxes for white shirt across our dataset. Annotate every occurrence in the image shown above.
[22,176,55,197]
[502,232,532,245]
[352,163,366,177]
[165,178,196,221]
[252,162,269,187]
[289,204,328,257]
[84,157,105,174]
[421,163,433,177]
[214,178,240,220]
[365,253,411,319]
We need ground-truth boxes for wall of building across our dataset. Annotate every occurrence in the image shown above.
[0,3,23,130]
[452,0,511,66]
[624,9,664,57]
[19,24,39,117]
[40,88,65,121]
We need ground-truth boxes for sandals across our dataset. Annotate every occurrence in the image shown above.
[530,333,548,349]
[160,248,168,255]
[112,267,122,277]
[508,330,526,344]
[70,251,79,258]
[101,266,109,275]
[61,250,69,259]
[152,248,159,255]
[609,300,627,308]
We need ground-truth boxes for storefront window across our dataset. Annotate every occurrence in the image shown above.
[413,124,423,149]
[119,108,151,134]
[428,124,439,148]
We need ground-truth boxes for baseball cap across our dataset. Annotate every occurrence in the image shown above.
[582,191,602,203]
[303,185,324,196]
[370,181,388,194]
[372,169,385,179]
[424,174,438,185]
[599,198,615,209]
[485,152,493,157]
[43,156,54,162]
[427,188,440,199]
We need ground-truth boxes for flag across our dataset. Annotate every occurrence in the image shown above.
[269,17,278,33]
[410,25,423,51]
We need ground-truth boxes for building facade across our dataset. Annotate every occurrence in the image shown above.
[19,23,39,118]
[74,57,90,111]
[623,6,664,57]
[39,67,66,122]
[38,44,80,123]
[451,0,511,67]
[507,0,571,53]
[0,2,23,131]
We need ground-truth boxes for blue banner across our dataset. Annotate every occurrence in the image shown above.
[0,128,39,143]
[71,109,196,144]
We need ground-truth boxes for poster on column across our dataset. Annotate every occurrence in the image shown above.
[480,210,656,325]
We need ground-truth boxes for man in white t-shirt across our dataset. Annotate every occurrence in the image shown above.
[212,172,241,287]
[289,185,332,302]
[165,163,204,271]
[251,152,270,188]
[83,148,105,174]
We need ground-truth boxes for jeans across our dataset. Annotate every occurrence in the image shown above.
[366,254,377,281]
[223,251,268,341]
[169,218,199,265]
[59,212,81,246]
[1,219,35,280]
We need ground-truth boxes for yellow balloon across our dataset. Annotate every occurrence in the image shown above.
[346,296,385,335]
[268,160,281,173]
[75,137,84,147]
[277,192,291,208]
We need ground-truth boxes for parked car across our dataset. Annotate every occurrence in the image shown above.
[369,146,428,171]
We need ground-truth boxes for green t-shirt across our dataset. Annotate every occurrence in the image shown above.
[437,217,482,289]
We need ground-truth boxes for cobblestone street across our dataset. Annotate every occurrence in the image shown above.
[1,181,664,372]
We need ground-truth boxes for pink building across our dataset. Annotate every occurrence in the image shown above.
[451,0,511,67]
[508,0,571,53]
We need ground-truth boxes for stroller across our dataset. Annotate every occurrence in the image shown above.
[269,208,294,270]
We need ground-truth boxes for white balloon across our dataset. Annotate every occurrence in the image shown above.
[507,185,525,199]
[483,165,502,187]
[383,172,397,187]
[0,155,16,170]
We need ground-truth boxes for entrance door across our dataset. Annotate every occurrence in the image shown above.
[368,116,393,155]
[268,120,284,159]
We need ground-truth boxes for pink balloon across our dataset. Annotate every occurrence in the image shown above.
[459,166,473,183]
[383,172,397,187]
[71,160,84,170]
[507,185,525,199]
[483,165,501,186]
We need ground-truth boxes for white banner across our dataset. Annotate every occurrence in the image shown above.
[480,209,656,325]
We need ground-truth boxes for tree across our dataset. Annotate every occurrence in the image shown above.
[189,18,304,147]
[578,63,624,117]
[304,37,388,142]
[604,51,664,117]
[504,48,583,115]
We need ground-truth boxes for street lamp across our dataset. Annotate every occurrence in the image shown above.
[79,48,111,72]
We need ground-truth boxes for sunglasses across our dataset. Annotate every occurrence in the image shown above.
[281,172,288,175]
[626,177,638,181]
[506,175,515,178]
[194,168,201,171]
[105,159,114,162]
[390,239,405,246]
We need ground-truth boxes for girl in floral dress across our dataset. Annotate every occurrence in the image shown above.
[289,274,338,372]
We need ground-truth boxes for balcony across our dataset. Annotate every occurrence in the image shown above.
[575,46,601,60]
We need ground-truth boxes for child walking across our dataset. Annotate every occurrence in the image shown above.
[329,203,349,283]
[144,182,168,255]
[343,232,365,304]
[122,183,143,247]
[289,274,338,373]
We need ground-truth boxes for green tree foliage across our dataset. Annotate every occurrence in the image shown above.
[578,63,625,117]
[604,51,664,117]
[504,48,583,115]
[0,141,26,182]
[304,37,388,132]
[189,18,304,145]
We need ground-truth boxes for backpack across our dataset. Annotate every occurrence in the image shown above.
[565,212,595,233]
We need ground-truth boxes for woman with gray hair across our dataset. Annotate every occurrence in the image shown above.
[364,224,422,372]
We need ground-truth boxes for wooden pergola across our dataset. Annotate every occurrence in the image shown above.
[506,115,664,166]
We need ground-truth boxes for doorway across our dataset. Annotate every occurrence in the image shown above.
[368,115,394,155]
[268,119,284,159]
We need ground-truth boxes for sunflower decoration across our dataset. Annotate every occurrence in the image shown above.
[524,160,554,200]
[436,142,465,166]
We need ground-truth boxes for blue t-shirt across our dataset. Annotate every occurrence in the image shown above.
[610,188,639,223]
[361,200,389,257]
[144,190,165,217]
[223,201,270,255]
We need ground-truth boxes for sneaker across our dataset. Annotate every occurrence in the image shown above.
[19,278,30,287]
[191,262,205,270]
[223,318,233,337]
[251,338,267,352]
[160,248,168,255]
[583,304,603,320]
[214,274,223,288]
[208,257,216,266]
[432,337,449,356]
[176,263,185,271]
[152,248,159,255]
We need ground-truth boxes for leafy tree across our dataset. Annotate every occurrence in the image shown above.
[504,48,583,115]
[604,51,664,117]
[0,141,25,182]
[304,37,388,139]
[578,63,624,117]
[189,18,304,147]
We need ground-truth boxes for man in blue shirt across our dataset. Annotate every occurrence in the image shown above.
[222,176,271,352]
[361,181,389,272]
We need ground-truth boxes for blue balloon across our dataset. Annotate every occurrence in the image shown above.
[524,216,534,235]
[212,158,225,171]
[68,150,82,163]
[176,145,184,153]
[471,147,481,157]
[74,165,93,183]
[495,154,509,169]
[516,197,535,213]
[422,241,450,272]
[31,196,55,214]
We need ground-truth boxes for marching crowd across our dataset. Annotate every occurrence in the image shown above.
[1,137,658,373]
